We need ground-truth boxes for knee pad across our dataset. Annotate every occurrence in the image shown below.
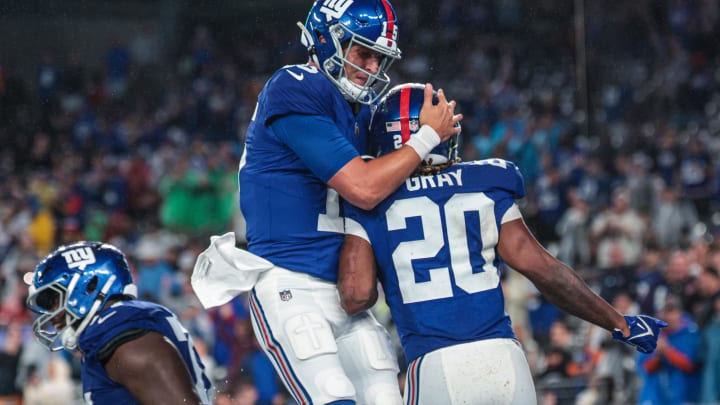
[337,316,402,405]
[315,368,356,400]
[338,315,399,373]
[365,383,404,405]
[284,311,338,360]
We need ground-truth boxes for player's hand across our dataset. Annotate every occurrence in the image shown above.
[418,83,462,141]
[612,315,668,354]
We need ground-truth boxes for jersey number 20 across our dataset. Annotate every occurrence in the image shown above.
[387,193,500,304]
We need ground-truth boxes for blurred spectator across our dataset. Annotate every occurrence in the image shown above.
[527,152,569,246]
[130,21,163,69]
[634,242,667,315]
[0,322,24,405]
[597,244,637,303]
[659,250,702,314]
[208,297,254,386]
[680,136,715,221]
[637,296,702,405]
[573,155,612,215]
[104,37,131,98]
[22,355,75,405]
[35,50,60,108]
[654,125,682,187]
[555,188,591,267]
[123,154,160,222]
[157,149,222,235]
[587,292,640,404]
[652,183,699,250]
[133,232,178,303]
[620,152,657,218]
[0,235,39,323]
[502,267,534,344]
[527,292,561,349]
[694,263,720,329]
[536,345,574,405]
[590,186,647,268]
[700,293,720,404]
[60,51,85,114]
[240,337,289,405]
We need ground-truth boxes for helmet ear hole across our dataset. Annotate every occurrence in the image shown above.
[86,276,98,294]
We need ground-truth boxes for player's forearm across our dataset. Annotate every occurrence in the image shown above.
[338,277,378,314]
[340,290,377,314]
[329,147,422,210]
[529,260,627,333]
[338,237,379,314]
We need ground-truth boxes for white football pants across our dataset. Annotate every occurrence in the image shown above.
[249,266,402,405]
[403,338,536,405]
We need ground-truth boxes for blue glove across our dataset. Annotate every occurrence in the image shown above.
[612,315,668,354]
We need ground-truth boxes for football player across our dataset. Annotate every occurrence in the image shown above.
[338,83,667,405]
[235,0,462,403]
[26,242,212,404]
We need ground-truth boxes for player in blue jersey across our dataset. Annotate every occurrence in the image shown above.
[26,242,212,405]
[234,0,462,404]
[338,83,668,405]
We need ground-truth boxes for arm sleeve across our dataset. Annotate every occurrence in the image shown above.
[270,114,359,183]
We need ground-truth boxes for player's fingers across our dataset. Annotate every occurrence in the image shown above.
[424,83,434,105]
[436,87,448,105]
[453,114,463,133]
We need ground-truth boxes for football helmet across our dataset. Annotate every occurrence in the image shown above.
[298,0,402,105]
[370,83,460,165]
[26,241,137,351]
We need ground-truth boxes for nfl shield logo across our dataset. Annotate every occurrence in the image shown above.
[279,290,293,301]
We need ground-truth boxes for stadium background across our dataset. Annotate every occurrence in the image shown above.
[0,0,719,404]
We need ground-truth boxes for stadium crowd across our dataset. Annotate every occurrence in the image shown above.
[1,0,719,404]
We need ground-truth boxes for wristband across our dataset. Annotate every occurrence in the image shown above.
[405,125,441,160]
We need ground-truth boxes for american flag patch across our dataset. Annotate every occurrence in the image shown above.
[386,121,401,132]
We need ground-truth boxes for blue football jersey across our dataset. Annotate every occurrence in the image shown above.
[343,159,527,363]
[79,300,212,404]
[240,63,373,281]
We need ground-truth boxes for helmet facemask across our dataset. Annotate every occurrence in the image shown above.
[323,24,398,105]
[28,272,123,351]
[27,273,83,351]
[297,0,402,105]
[26,241,138,352]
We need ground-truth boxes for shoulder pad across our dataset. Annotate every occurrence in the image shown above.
[459,159,526,199]
[263,64,334,120]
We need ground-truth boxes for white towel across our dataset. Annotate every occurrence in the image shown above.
[190,232,273,308]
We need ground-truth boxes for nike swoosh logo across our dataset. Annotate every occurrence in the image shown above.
[287,70,304,81]
[628,317,654,341]
[96,311,117,324]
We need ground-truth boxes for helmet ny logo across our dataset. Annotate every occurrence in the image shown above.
[61,247,96,270]
[319,0,353,22]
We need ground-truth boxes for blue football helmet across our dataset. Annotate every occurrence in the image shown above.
[26,241,137,351]
[298,0,402,105]
[370,83,460,165]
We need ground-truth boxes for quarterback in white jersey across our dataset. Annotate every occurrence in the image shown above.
[339,83,667,404]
